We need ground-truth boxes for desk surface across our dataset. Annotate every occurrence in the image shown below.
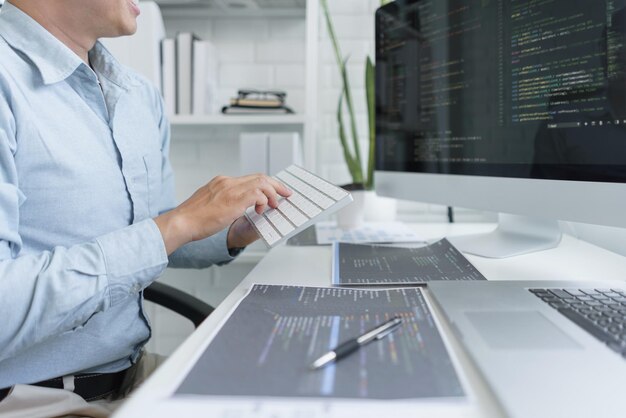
[114,223,626,417]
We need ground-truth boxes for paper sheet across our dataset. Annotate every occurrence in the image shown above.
[314,221,423,245]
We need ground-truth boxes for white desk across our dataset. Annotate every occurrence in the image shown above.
[114,223,626,417]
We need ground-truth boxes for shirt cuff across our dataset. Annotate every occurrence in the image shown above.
[214,227,240,264]
[96,219,169,306]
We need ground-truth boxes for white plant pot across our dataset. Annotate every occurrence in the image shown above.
[336,190,368,230]
[336,190,398,230]
[364,191,397,222]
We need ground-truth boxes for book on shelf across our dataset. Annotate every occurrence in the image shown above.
[229,89,286,108]
[221,105,294,115]
[192,40,218,115]
[175,32,198,115]
[222,89,293,114]
[230,97,283,108]
[161,38,176,116]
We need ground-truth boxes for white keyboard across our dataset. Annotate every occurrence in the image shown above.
[245,165,353,248]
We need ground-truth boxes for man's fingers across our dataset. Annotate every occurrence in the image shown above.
[266,177,292,197]
[242,176,282,210]
[254,189,269,214]
[239,173,292,198]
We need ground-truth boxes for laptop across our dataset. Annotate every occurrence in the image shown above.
[428,280,626,418]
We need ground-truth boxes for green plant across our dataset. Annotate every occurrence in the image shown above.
[321,0,390,190]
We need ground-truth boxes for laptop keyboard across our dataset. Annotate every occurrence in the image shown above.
[245,165,353,248]
[530,288,626,357]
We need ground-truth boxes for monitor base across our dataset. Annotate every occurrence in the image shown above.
[449,214,562,259]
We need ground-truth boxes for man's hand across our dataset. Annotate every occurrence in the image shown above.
[154,174,291,255]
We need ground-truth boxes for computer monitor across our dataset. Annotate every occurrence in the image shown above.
[374,0,626,258]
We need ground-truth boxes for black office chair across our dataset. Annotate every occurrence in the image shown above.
[143,282,214,328]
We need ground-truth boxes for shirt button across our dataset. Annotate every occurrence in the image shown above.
[133,284,141,293]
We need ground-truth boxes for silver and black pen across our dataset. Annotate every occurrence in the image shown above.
[309,316,403,370]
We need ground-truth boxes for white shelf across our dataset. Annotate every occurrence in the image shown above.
[170,114,306,126]
[158,0,305,18]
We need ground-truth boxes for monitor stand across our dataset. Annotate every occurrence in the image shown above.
[448,213,562,258]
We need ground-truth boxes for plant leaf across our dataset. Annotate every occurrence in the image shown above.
[321,0,364,184]
[337,91,363,184]
[365,56,375,189]
[321,0,343,75]
[339,57,364,182]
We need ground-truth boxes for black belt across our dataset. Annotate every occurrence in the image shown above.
[0,387,9,402]
[0,363,137,403]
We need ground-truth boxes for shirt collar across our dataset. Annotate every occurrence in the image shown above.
[0,2,83,85]
[89,42,138,91]
[0,2,137,89]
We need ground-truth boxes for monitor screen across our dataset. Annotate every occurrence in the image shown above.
[375,0,626,183]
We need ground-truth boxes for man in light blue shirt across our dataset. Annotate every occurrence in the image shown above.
[0,0,290,415]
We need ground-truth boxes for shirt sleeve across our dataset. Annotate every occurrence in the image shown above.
[152,88,241,269]
[168,227,238,268]
[0,87,169,363]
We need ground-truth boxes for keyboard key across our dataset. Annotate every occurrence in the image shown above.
[548,289,571,299]
[558,308,618,344]
[608,341,626,353]
[253,215,281,245]
[265,210,295,236]
[277,199,308,227]
[286,191,322,218]
[565,289,585,297]
[246,209,263,223]
[276,171,334,209]
[286,166,349,201]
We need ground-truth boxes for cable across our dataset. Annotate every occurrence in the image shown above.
[447,206,454,223]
